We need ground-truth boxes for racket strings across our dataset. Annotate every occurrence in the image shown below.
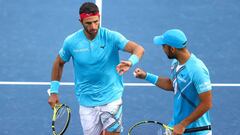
[130,123,165,135]
[54,106,70,134]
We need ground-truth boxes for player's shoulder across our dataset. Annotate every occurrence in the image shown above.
[99,27,122,37]
[186,54,209,74]
[188,54,207,68]
[99,27,115,33]
[64,29,84,43]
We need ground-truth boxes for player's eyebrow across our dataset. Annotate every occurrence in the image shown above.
[85,20,98,24]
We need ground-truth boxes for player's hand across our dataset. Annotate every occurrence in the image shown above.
[133,68,147,79]
[173,123,186,135]
[116,60,132,75]
[48,93,60,108]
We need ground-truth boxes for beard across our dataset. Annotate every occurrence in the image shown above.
[83,25,99,37]
[166,52,176,59]
[165,46,177,59]
[167,55,175,59]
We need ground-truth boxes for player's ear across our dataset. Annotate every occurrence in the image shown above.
[169,46,176,53]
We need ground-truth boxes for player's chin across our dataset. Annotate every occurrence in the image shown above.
[89,30,98,34]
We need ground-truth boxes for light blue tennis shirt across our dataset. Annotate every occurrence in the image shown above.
[169,54,212,135]
[59,27,129,107]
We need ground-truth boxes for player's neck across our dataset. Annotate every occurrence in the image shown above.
[177,49,191,65]
[84,30,97,41]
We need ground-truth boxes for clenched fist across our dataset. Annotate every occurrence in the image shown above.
[133,68,147,79]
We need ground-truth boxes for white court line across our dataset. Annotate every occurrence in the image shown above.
[95,0,102,26]
[0,81,240,87]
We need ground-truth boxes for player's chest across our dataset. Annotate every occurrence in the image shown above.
[71,40,112,64]
[172,68,193,94]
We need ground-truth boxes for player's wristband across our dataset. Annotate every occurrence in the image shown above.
[128,54,139,66]
[145,72,158,85]
[50,81,60,94]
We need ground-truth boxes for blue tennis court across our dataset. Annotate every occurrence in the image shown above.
[1,0,240,134]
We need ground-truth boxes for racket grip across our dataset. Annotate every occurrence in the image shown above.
[184,125,211,133]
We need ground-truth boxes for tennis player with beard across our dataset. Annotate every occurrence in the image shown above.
[48,2,144,135]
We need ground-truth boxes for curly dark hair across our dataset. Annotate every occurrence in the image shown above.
[79,2,99,14]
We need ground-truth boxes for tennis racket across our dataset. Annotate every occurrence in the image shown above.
[52,103,71,135]
[128,120,211,135]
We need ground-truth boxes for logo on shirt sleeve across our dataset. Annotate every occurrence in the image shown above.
[199,82,212,90]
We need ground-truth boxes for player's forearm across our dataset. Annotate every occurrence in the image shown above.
[132,45,144,59]
[49,56,65,94]
[180,91,212,127]
[51,56,65,81]
[125,41,144,67]
[125,41,144,59]
[142,72,173,91]
[180,102,211,127]
[156,77,174,91]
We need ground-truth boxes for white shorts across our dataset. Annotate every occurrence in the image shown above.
[79,99,123,135]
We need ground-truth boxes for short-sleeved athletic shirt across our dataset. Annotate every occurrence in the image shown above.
[169,54,212,135]
[59,27,129,107]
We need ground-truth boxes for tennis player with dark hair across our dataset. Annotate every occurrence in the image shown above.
[48,2,144,135]
[134,29,212,135]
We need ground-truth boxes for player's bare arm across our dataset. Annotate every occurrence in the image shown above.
[51,55,65,81]
[134,68,174,91]
[173,90,212,134]
[48,55,66,108]
[124,41,144,60]
[116,41,144,75]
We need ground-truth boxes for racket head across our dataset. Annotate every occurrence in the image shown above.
[128,120,173,135]
[52,104,71,135]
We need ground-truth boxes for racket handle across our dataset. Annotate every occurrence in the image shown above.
[184,125,211,133]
